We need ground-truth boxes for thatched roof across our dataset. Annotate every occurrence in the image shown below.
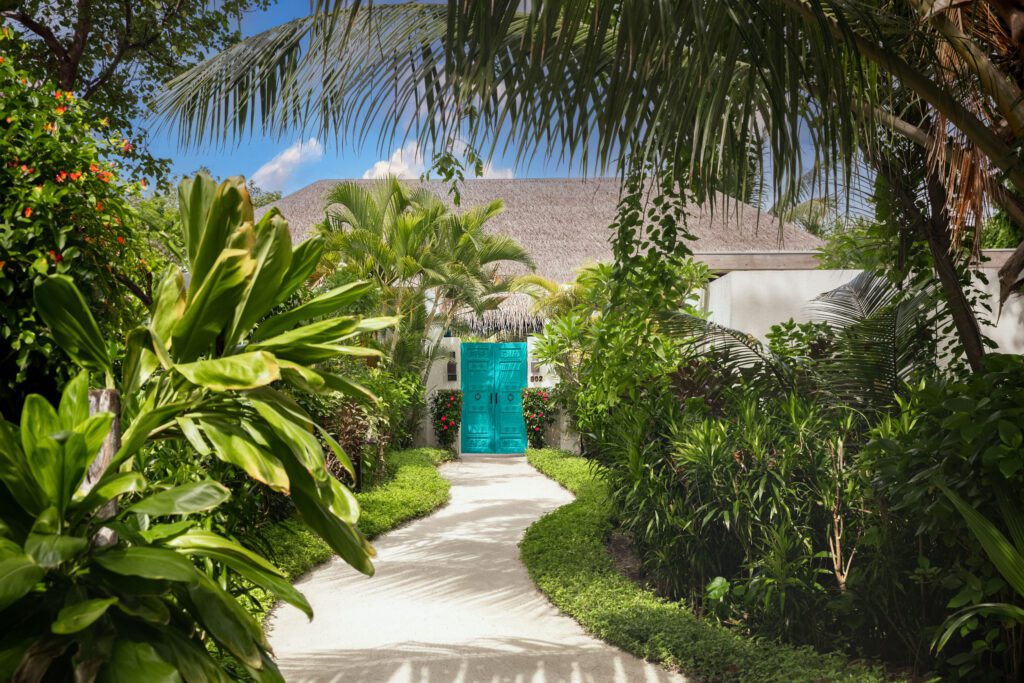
[258,178,823,337]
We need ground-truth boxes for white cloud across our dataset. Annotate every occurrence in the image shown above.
[362,140,515,180]
[481,162,514,179]
[251,138,324,190]
[362,141,425,179]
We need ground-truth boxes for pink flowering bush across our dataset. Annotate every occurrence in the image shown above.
[522,387,555,448]
[430,389,463,451]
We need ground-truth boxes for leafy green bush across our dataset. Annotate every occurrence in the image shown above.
[863,354,1024,676]
[429,389,462,451]
[522,449,891,683]
[0,374,308,681]
[0,31,165,406]
[522,388,555,447]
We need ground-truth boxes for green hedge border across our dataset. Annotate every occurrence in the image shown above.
[250,447,455,622]
[521,448,895,683]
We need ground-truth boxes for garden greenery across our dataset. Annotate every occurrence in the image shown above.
[521,388,554,448]
[542,245,1023,678]
[429,389,463,451]
[0,31,166,407]
[0,170,398,679]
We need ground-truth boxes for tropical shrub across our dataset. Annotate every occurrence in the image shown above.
[0,31,164,407]
[430,389,462,451]
[863,354,1024,676]
[29,172,396,573]
[521,388,555,448]
[0,373,308,681]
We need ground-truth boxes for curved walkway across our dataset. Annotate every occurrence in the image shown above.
[267,453,687,683]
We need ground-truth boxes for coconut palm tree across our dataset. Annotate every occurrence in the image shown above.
[318,176,535,375]
[154,0,1024,371]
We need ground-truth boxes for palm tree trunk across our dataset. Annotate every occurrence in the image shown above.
[873,155,986,372]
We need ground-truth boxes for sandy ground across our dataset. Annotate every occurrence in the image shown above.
[266,453,687,683]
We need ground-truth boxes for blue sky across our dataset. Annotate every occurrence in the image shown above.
[147,2,575,196]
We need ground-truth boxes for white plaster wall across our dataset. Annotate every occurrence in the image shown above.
[415,337,461,452]
[705,268,1024,355]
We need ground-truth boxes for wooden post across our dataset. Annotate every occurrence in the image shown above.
[87,389,120,545]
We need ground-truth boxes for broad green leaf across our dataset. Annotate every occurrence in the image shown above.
[319,427,355,479]
[128,481,230,517]
[72,471,146,516]
[171,249,256,362]
[113,403,188,470]
[174,352,280,392]
[273,236,324,307]
[267,342,383,365]
[226,213,293,346]
[25,436,63,512]
[99,640,181,683]
[149,626,232,683]
[277,360,328,394]
[254,281,374,341]
[284,457,374,576]
[935,603,1024,651]
[249,397,327,486]
[76,413,115,469]
[321,371,378,404]
[52,597,119,634]
[151,268,187,343]
[33,276,112,376]
[60,432,95,510]
[248,317,359,351]
[115,595,171,624]
[20,394,60,460]
[26,532,87,568]
[199,420,290,492]
[0,555,44,610]
[122,328,161,396]
[185,573,264,668]
[165,530,281,574]
[178,173,218,267]
[138,521,195,544]
[58,371,90,431]
[939,483,1024,598]
[187,177,251,296]
[95,547,199,584]
[0,418,46,514]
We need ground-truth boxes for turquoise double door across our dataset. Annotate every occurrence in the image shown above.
[461,342,528,454]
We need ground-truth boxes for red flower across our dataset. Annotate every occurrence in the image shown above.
[55,105,66,115]
[116,236,125,245]
[22,206,32,218]
[534,426,540,431]
[48,250,62,262]
[442,425,448,430]
[69,171,81,181]
[55,171,67,182]
[95,201,103,212]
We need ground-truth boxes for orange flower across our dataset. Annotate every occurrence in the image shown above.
[139,179,148,189]
[95,201,103,212]
[0,261,5,270]
[22,207,32,218]
[97,171,113,183]
[69,171,81,181]
[89,163,100,173]
[54,90,62,99]
[55,105,66,115]
[55,171,67,183]
[43,122,56,133]
[20,164,29,173]
[116,235,125,245]
[4,117,11,124]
